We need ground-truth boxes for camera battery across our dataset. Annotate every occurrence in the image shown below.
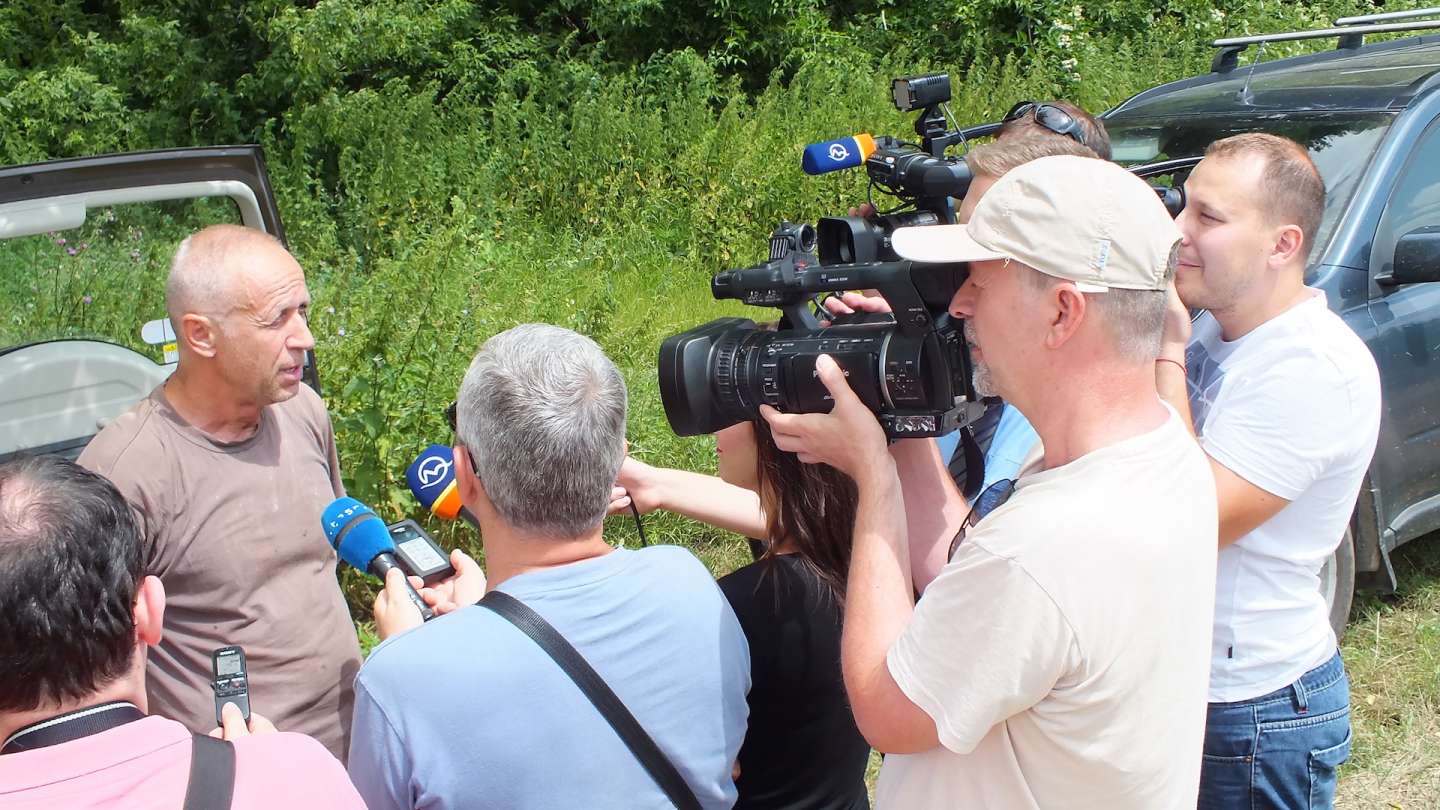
[387,519,457,586]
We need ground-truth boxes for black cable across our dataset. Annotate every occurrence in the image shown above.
[628,501,649,547]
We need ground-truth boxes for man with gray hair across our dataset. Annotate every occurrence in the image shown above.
[765,156,1218,807]
[78,224,361,760]
[348,324,750,810]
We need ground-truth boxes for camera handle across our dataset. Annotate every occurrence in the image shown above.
[914,104,950,151]
[762,260,940,339]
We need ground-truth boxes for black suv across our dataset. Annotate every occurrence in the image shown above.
[1096,17,1440,634]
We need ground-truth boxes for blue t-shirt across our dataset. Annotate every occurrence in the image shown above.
[348,545,751,810]
[982,404,1040,488]
[935,403,1039,491]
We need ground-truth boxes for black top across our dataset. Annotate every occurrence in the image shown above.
[718,554,871,810]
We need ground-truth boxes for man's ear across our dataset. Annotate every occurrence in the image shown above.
[1045,284,1088,349]
[454,444,489,513]
[178,313,221,358]
[1269,223,1306,269]
[133,575,165,647]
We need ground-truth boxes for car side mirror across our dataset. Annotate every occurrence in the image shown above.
[1379,225,1440,286]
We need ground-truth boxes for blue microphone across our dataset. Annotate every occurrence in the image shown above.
[406,445,478,527]
[321,497,434,622]
[801,133,877,175]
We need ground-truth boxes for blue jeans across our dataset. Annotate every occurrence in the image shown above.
[1198,650,1351,810]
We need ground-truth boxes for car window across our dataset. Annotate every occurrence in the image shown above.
[0,196,240,358]
[1372,117,1440,280]
[1106,113,1394,261]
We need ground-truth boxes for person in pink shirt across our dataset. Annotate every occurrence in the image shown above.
[0,455,365,809]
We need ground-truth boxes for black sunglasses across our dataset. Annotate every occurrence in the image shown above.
[444,400,650,547]
[1003,101,1088,148]
[445,400,480,478]
[947,477,1016,561]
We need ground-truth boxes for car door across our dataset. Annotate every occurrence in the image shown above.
[1366,115,1440,544]
[0,146,311,461]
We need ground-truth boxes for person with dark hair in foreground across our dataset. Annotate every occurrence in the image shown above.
[0,455,362,808]
[616,415,871,809]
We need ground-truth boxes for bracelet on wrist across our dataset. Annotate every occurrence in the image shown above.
[1155,357,1186,375]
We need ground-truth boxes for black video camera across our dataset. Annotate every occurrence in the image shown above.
[658,74,983,440]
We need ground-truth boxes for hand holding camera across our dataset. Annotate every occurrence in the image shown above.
[660,73,987,442]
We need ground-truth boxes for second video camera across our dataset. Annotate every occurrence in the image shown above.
[659,74,982,440]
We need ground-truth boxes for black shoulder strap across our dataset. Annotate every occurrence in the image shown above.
[951,425,986,500]
[948,400,1005,499]
[182,734,236,810]
[478,590,703,810]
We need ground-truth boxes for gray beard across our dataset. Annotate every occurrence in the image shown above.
[963,321,998,398]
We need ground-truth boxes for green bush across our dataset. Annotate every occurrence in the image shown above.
[0,0,1422,612]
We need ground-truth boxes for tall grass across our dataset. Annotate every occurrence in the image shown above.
[6,11,1424,594]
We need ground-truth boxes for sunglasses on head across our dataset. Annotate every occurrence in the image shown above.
[947,477,1017,561]
[1003,101,1089,149]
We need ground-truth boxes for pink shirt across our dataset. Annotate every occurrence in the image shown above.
[0,715,366,809]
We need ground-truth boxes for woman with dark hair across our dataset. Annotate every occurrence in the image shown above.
[616,418,871,810]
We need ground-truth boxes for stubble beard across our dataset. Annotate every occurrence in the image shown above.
[964,321,999,398]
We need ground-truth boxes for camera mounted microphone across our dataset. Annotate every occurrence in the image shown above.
[406,445,479,528]
[801,134,877,176]
[321,497,435,621]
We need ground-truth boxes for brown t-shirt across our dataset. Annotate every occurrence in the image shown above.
[78,383,362,760]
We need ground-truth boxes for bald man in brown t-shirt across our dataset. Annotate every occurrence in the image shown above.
[79,225,361,759]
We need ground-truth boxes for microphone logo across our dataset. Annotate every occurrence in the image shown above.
[416,455,453,490]
[828,143,851,162]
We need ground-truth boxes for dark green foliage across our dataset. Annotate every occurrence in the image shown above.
[0,0,1413,604]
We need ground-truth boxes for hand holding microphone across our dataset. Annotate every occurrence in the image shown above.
[373,567,432,640]
[322,497,435,636]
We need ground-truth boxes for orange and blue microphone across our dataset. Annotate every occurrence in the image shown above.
[321,497,434,621]
[801,133,877,175]
[406,445,478,528]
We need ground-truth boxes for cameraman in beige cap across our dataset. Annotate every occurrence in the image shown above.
[764,155,1219,809]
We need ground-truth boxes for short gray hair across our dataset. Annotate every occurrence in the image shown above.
[456,324,627,537]
[166,224,283,324]
[1019,264,1167,362]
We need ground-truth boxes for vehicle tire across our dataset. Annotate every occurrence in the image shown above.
[1319,526,1356,642]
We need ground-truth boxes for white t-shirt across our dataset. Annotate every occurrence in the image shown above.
[882,409,1217,810]
[1186,290,1381,702]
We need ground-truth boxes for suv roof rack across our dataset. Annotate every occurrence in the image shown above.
[1210,16,1440,74]
[1336,7,1440,26]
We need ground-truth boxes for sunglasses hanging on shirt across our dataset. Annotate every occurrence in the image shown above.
[947,477,1017,561]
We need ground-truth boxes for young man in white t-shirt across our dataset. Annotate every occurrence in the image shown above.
[763,155,1219,809]
[1156,133,1382,809]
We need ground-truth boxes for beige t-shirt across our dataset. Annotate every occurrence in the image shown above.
[882,410,1217,809]
[79,383,362,760]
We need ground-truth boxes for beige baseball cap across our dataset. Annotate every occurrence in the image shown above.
[891,155,1181,292]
